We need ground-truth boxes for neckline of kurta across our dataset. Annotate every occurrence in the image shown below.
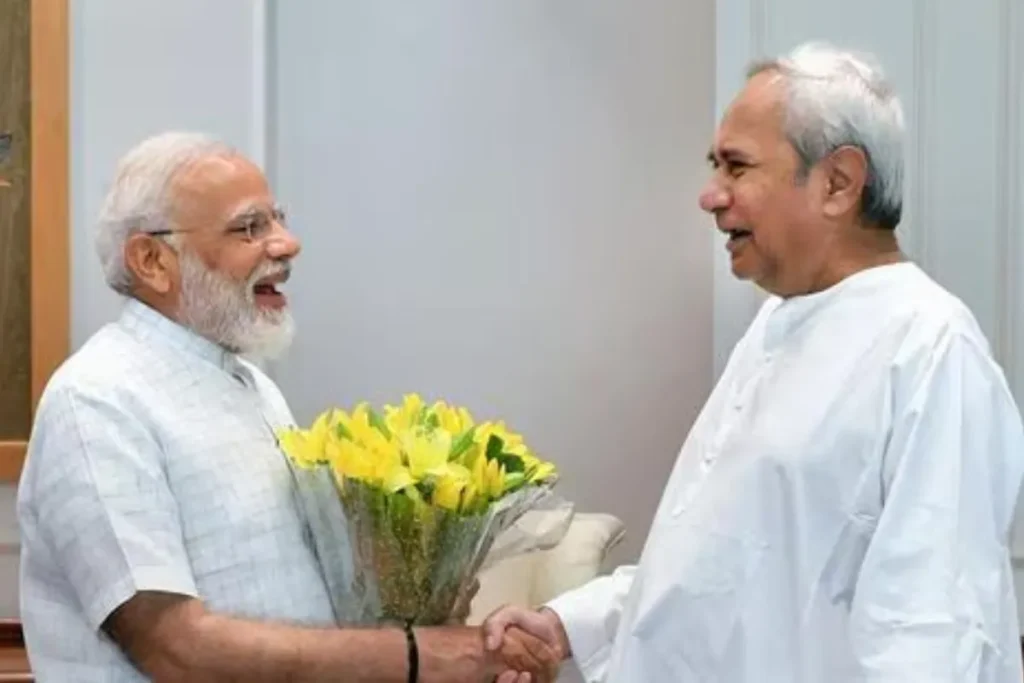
[117,296,246,376]
[761,261,920,352]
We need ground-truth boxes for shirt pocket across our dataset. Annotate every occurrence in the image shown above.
[630,518,766,681]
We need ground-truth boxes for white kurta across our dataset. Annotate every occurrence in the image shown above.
[550,263,1024,682]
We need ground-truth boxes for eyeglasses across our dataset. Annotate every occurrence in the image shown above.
[148,206,288,242]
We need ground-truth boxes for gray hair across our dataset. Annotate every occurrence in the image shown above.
[748,42,905,229]
[95,131,238,294]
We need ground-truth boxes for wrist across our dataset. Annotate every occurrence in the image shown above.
[414,626,487,683]
[538,607,571,660]
[403,622,419,683]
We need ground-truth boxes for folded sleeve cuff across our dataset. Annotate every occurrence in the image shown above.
[86,568,200,632]
[547,584,616,681]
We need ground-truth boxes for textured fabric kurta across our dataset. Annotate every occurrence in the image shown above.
[18,299,337,681]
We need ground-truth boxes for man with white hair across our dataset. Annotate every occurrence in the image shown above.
[16,132,558,682]
[484,42,1024,682]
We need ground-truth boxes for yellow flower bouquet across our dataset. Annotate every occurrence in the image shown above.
[277,393,564,626]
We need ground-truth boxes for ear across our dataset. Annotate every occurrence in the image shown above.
[124,233,177,295]
[822,145,868,219]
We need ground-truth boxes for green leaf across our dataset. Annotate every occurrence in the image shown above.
[495,453,525,473]
[485,434,505,461]
[449,427,477,461]
[335,421,352,441]
[404,485,424,505]
[503,471,526,491]
[368,408,392,439]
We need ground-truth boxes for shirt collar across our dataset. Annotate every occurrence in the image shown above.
[118,297,241,373]
[763,261,919,350]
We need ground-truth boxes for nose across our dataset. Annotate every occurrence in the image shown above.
[698,178,730,214]
[265,223,301,260]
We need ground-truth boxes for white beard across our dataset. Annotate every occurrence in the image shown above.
[176,247,295,361]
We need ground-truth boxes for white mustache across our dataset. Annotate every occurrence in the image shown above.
[247,260,292,287]
[177,248,295,358]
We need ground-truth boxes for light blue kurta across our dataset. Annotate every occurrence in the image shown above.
[18,298,337,681]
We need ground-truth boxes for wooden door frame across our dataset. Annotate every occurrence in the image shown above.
[0,0,70,482]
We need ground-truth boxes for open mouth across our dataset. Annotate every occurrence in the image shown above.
[252,279,287,308]
[725,229,752,251]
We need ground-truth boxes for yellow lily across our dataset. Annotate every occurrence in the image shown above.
[460,480,482,513]
[347,404,389,444]
[466,453,500,500]
[486,457,506,498]
[474,421,524,453]
[306,410,333,450]
[277,428,324,468]
[526,458,556,483]
[534,462,556,482]
[327,438,376,483]
[384,393,426,435]
[432,464,471,511]
[287,399,557,516]
[402,429,451,480]
[381,464,416,494]
[434,401,475,435]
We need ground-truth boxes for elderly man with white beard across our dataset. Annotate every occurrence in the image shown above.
[16,133,559,683]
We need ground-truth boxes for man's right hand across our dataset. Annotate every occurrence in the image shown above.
[483,604,571,682]
[486,625,561,683]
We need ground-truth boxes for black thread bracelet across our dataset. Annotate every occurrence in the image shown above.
[403,621,419,683]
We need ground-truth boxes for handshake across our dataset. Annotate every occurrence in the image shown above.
[481,605,571,683]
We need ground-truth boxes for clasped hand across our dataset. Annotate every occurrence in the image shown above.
[482,605,570,683]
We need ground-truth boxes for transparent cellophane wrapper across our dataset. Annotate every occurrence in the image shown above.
[290,464,574,626]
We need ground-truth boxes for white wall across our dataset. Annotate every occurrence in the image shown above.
[269,0,717,566]
[713,0,1024,621]
[0,0,267,617]
[1,0,717,614]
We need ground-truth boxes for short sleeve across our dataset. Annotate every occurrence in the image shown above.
[22,386,199,631]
